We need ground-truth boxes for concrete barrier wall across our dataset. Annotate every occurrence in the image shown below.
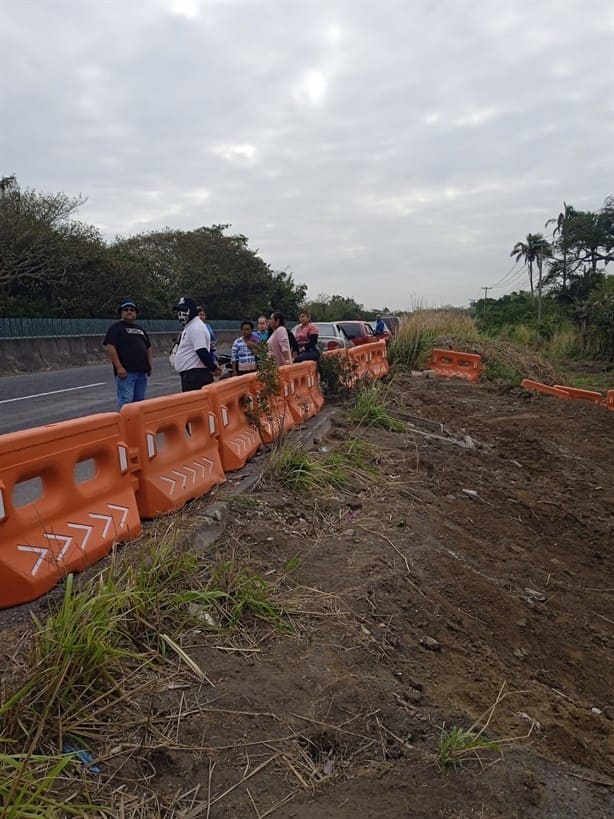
[0,331,238,375]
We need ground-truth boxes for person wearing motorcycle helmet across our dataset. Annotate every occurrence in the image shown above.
[172,296,219,391]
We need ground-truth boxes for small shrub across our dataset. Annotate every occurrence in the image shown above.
[347,382,405,431]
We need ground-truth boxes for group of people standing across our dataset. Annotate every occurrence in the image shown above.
[103,300,321,409]
[230,310,320,374]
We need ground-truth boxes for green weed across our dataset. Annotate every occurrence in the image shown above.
[0,752,100,818]
[347,382,405,431]
[208,559,289,631]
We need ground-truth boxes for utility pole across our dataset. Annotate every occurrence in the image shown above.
[481,287,490,319]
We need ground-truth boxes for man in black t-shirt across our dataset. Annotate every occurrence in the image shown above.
[103,300,152,409]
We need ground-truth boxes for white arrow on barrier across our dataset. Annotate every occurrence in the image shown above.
[160,475,176,495]
[67,523,93,552]
[172,469,188,489]
[17,545,49,576]
[193,460,206,480]
[184,465,197,484]
[44,533,73,561]
[89,513,112,537]
[107,503,129,527]
[200,457,214,472]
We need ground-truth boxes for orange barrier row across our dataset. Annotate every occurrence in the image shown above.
[0,350,380,608]
[520,379,570,399]
[428,349,483,383]
[521,379,614,411]
[0,414,142,608]
[552,385,604,405]
[121,390,226,519]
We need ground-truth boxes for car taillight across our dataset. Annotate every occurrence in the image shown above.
[327,340,340,350]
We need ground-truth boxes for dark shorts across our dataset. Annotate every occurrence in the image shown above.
[180,368,214,392]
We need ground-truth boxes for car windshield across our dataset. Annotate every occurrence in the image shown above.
[311,323,337,335]
[339,322,365,338]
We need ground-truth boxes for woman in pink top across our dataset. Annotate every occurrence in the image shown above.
[294,309,320,363]
[267,311,293,366]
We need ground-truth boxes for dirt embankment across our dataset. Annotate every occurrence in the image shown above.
[1,371,613,817]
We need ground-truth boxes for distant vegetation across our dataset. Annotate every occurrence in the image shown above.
[0,175,386,322]
[476,196,614,360]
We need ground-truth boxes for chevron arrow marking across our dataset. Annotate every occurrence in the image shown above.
[172,469,188,489]
[107,503,129,527]
[44,533,73,561]
[184,465,197,484]
[17,545,49,576]
[193,460,206,479]
[160,475,176,495]
[89,513,112,537]
[67,523,93,552]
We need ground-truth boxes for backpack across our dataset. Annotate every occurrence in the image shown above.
[287,328,299,354]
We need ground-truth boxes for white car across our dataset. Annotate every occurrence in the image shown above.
[291,321,352,352]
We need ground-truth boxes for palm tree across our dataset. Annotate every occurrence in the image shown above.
[510,233,551,323]
[545,202,575,290]
[510,233,542,297]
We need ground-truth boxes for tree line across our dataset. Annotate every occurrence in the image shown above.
[477,196,614,357]
[0,175,381,322]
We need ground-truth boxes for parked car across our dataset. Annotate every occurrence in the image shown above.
[368,320,392,343]
[291,321,352,352]
[336,320,377,346]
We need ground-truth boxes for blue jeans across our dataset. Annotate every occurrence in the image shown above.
[116,371,148,408]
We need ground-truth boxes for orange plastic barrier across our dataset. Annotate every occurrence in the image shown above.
[348,345,369,379]
[606,390,614,410]
[553,385,604,405]
[428,349,483,383]
[280,362,323,424]
[0,414,142,609]
[520,379,570,399]
[247,374,295,444]
[207,374,262,471]
[363,340,389,379]
[120,390,225,519]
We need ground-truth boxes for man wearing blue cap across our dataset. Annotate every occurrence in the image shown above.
[103,299,153,408]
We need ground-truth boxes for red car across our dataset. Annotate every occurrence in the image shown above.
[336,320,377,346]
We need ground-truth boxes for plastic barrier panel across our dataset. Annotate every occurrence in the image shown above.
[553,385,604,405]
[520,379,571,399]
[0,414,141,609]
[121,390,225,519]
[428,349,483,383]
[247,374,295,444]
[322,348,358,390]
[606,390,614,410]
[348,346,369,379]
[207,374,262,471]
[280,362,322,424]
[363,340,389,379]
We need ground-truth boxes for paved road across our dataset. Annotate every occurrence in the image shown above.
[0,355,228,436]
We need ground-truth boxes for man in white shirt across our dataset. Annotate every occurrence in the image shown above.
[172,296,219,391]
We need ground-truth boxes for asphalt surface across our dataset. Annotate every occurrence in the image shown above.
[0,354,230,436]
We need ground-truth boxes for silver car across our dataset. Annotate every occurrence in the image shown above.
[291,321,352,352]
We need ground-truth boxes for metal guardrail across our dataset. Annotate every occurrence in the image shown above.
[0,318,245,338]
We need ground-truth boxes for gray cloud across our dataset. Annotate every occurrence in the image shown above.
[1,0,612,309]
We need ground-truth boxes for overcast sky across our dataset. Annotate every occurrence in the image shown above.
[1,0,612,311]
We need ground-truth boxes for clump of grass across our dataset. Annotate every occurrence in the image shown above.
[436,683,533,773]
[0,752,100,818]
[347,382,405,431]
[437,724,500,772]
[208,559,289,630]
[267,444,349,493]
